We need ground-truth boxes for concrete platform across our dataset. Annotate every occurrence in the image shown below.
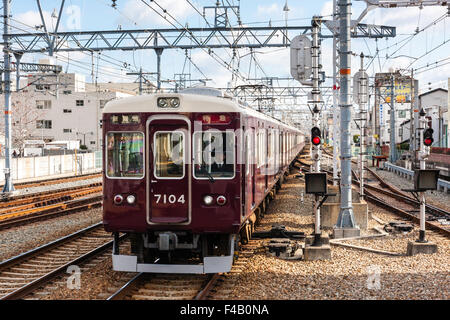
[332,227,361,239]
[304,244,331,261]
[321,201,368,230]
[406,241,438,256]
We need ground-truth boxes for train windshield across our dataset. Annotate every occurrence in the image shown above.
[193,131,235,179]
[106,132,144,178]
[154,131,185,179]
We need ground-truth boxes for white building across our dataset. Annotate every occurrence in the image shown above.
[419,88,448,148]
[379,99,412,145]
[0,68,133,152]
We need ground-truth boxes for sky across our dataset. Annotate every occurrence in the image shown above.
[6,0,450,96]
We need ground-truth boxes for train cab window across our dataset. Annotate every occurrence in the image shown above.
[106,132,144,178]
[154,132,185,179]
[194,131,235,179]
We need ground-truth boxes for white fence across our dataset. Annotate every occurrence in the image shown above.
[0,151,103,183]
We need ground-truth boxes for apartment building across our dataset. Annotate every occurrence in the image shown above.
[0,69,133,152]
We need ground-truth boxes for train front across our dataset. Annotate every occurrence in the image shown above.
[102,92,241,274]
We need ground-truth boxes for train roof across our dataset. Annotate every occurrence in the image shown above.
[103,91,301,132]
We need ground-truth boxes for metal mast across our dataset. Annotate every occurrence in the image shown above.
[335,0,359,236]
[332,0,341,186]
[2,0,14,192]
[389,74,398,163]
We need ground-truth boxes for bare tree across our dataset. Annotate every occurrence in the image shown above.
[0,96,44,156]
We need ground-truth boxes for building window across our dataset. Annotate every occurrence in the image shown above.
[36,120,52,129]
[90,141,96,145]
[36,100,51,109]
[398,110,406,118]
[63,109,72,113]
[76,100,84,106]
[63,129,72,133]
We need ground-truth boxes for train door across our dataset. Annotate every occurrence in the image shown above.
[147,116,191,224]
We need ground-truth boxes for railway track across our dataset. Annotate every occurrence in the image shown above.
[296,154,450,238]
[0,183,102,230]
[360,167,450,237]
[106,240,261,300]
[0,172,101,191]
[0,222,121,300]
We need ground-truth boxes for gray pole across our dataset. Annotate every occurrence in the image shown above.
[14,52,23,92]
[311,17,322,245]
[334,0,359,237]
[358,53,367,201]
[2,0,15,193]
[155,49,163,91]
[418,109,427,242]
[332,0,340,186]
[409,69,415,155]
[139,67,143,96]
[389,74,397,163]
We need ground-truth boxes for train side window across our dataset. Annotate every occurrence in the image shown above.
[193,131,235,179]
[106,132,144,179]
[245,129,253,176]
[154,131,185,179]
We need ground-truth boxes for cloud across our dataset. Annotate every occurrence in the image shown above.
[321,1,334,17]
[257,3,280,16]
[121,0,194,27]
[14,10,59,32]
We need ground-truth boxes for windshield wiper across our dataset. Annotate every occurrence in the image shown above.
[200,162,215,183]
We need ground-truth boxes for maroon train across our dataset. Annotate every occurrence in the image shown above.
[102,88,305,273]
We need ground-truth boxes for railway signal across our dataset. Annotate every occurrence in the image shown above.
[423,128,434,147]
[311,127,321,146]
[401,108,438,256]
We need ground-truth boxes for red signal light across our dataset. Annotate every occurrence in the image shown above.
[424,138,433,146]
[312,136,321,146]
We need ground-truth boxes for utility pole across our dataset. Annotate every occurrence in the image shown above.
[354,53,368,200]
[127,68,157,95]
[389,74,398,163]
[2,0,15,193]
[409,69,415,157]
[334,0,360,238]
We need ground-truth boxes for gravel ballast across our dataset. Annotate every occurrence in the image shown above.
[0,208,102,262]
[7,165,448,300]
[218,174,450,300]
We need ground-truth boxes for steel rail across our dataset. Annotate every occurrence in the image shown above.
[0,172,101,191]
[0,223,126,300]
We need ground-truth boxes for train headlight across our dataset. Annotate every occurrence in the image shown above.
[126,195,136,204]
[203,195,214,205]
[169,98,180,108]
[217,195,227,206]
[113,195,123,205]
[157,97,169,108]
[157,97,180,108]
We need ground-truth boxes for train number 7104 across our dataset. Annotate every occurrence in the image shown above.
[154,194,185,204]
